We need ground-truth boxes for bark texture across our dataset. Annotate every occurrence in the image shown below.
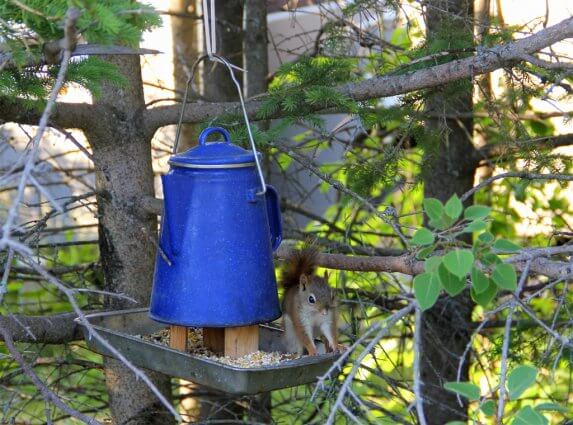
[420,0,477,423]
[202,0,244,101]
[170,0,201,150]
[243,0,268,98]
[85,55,174,425]
[0,312,85,343]
[143,15,573,130]
[197,1,250,423]
[243,1,272,421]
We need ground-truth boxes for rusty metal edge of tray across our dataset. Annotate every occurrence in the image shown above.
[74,308,341,373]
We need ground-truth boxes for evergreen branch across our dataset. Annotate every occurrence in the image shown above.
[0,8,79,249]
[473,133,573,161]
[274,143,410,246]
[460,171,573,202]
[144,15,573,131]
[0,44,160,69]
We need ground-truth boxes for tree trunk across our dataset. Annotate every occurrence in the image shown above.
[244,0,268,99]
[170,0,201,150]
[243,1,272,422]
[202,0,244,101]
[195,1,249,423]
[420,0,478,423]
[85,55,174,425]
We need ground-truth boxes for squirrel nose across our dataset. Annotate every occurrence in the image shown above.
[321,309,328,316]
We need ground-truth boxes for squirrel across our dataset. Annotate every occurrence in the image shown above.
[281,247,338,356]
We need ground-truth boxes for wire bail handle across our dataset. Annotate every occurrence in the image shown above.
[172,0,267,195]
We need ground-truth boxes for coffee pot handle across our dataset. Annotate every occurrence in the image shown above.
[265,185,282,251]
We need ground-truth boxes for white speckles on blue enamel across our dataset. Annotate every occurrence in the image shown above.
[150,149,282,327]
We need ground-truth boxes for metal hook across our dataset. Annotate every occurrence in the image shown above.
[173,53,267,195]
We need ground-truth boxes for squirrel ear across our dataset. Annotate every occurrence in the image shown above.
[300,274,308,291]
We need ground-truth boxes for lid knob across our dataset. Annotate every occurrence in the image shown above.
[199,127,232,146]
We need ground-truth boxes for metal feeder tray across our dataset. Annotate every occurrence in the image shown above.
[76,308,340,395]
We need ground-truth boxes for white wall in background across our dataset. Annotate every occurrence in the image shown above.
[266,3,395,230]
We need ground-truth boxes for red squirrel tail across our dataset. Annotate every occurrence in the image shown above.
[282,245,319,289]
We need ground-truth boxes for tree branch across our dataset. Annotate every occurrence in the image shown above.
[460,172,573,202]
[413,306,428,425]
[0,321,101,424]
[140,195,572,279]
[497,261,531,421]
[0,311,88,343]
[474,133,573,162]
[144,16,573,132]
[0,97,97,130]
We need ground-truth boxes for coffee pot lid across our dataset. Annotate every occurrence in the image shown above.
[169,127,258,169]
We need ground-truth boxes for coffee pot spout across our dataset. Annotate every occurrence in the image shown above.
[264,185,282,251]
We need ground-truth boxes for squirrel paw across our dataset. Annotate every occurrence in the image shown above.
[333,344,346,353]
[305,346,318,356]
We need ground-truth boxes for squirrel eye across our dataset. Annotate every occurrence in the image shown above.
[308,295,316,304]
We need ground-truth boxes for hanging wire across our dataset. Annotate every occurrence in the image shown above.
[173,0,267,195]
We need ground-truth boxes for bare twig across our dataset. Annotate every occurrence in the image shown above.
[319,304,415,424]
[275,144,409,245]
[0,8,79,249]
[413,306,427,425]
[460,172,573,202]
[0,322,100,425]
[18,255,180,421]
[497,260,531,422]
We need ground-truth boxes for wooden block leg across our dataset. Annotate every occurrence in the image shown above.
[203,328,225,354]
[224,325,259,358]
[169,325,188,352]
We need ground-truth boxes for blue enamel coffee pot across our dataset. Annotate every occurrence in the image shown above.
[149,127,282,327]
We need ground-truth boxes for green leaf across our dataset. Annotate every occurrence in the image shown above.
[481,252,501,266]
[429,215,455,230]
[492,263,517,291]
[414,273,441,311]
[471,280,498,307]
[445,422,466,425]
[480,400,496,416]
[508,365,537,400]
[444,382,480,401]
[512,406,547,425]
[535,403,568,413]
[478,232,495,244]
[471,266,489,294]
[424,256,442,273]
[444,194,463,220]
[464,205,491,220]
[423,198,444,221]
[493,239,521,253]
[462,220,487,233]
[438,264,465,296]
[417,245,436,259]
[443,249,474,278]
[411,228,435,246]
